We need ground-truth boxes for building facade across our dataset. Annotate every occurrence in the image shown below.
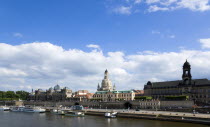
[93,70,135,102]
[29,85,73,101]
[73,90,94,100]
[144,60,210,104]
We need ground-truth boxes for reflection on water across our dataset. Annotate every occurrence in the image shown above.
[0,111,209,127]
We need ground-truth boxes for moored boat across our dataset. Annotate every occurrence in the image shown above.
[10,106,25,112]
[52,109,65,115]
[0,106,10,111]
[105,112,117,118]
[65,111,85,117]
[23,106,46,113]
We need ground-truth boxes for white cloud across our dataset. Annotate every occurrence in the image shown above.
[160,0,178,6]
[146,0,160,4]
[107,0,210,14]
[0,68,27,77]
[13,33,23,38]
[177,0,210,11]
[113,6,132,15]
[199,38,210,49]
[147,0,210,12]
[148,5,170,12]
[134,0,142,4]
[1,42,210,92]
[86,44,100,49]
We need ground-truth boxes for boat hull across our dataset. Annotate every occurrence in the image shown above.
[0,107,10,111]
[65,114,85,117]
[105,112,117,118]
[0,109,10,111]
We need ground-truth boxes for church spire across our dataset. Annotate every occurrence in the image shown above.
[97,83,100,91]
[113,84,116,91]
[104,69,108,79]
[182,60,192,85]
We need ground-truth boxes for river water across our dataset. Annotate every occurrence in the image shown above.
[0,111,208,127]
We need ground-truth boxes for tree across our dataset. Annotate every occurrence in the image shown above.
[16,91,29,100]
[0,90,29,100]
[0,91,5,98]
[5,91,15,98]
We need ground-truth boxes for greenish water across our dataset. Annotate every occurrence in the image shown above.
[0,111,209,127]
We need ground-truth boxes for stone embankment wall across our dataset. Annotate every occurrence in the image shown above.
[85,109,210,125]
[0,101,15,106]
[23,100,194,109]
[160,101,194,108]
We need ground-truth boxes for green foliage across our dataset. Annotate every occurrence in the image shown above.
[0,91,6,98]
[5,91,15,98]
[135,96,152,100]
[16,91,29,100]
[0,90,29,100]
[0,98,19,101]
[165,95,189,100]
[90,98,102,101]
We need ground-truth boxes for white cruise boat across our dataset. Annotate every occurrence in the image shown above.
[10,106,25,112]
[105,112,117,118]
[0,106,10,111]
[65,111,85,117]
[23,106,46,113]
[52,109,65,115]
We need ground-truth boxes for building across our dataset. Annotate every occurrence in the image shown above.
[97,69,116,91]
[93,70,135,102]
[138,100,160,109]
[29,84,73,101]
[144,60,210,105]
[73,90,94,99]
[133,90,144,97]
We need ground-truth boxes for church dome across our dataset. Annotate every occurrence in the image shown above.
[54,84,61,91]
[49,87,53,91]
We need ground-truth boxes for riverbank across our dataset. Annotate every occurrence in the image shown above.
[84,109,210,125]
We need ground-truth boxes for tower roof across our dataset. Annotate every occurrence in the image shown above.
[105,69,108,73]
[183,60,190,67]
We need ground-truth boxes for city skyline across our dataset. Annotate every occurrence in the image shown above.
[1,0,210,92]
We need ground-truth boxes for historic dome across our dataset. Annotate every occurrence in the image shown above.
[49,87,53,91]
[98,69,114,91]
[54,84,61,91]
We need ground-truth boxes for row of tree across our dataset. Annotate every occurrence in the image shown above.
[0,91,29,101]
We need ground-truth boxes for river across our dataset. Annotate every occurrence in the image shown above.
[0,111,208,127]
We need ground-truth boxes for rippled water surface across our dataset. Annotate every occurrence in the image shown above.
[0,111,209,127]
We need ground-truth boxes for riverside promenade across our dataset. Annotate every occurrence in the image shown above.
[84,109,210,125]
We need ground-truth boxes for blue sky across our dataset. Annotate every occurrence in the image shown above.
[1,0,210,92]
[1,0,210,53]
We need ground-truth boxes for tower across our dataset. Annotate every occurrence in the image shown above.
[182,60,192,85]
[97,83,101,91]
[113,84,116,91]
[97,69,114,91]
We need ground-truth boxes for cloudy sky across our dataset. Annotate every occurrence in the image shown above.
[0,0,210,92]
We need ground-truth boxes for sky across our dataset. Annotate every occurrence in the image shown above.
[1,0,210,92]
